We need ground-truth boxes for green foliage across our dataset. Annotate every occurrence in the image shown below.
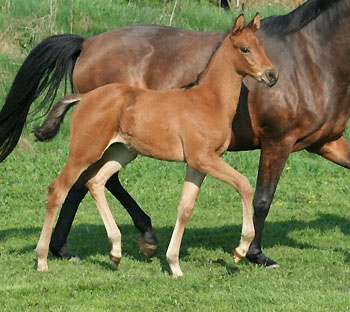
[1,1,350,311]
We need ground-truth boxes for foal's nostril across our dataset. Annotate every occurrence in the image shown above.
[268,71,277,82]
[265,70,278,87]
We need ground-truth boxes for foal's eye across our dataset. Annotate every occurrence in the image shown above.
[240,47,250,53]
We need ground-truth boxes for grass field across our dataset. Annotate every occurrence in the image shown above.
[1,0,350,311]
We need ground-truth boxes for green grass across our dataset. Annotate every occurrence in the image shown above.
[1,0,350,311]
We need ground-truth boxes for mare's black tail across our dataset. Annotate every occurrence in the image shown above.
[0,34,85,162]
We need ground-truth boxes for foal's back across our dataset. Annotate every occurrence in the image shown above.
[72,14,278,164]
[72,82,229,162]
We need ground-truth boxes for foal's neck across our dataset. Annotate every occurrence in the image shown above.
[196,36,243,121]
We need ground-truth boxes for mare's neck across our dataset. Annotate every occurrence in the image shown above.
[196,36,243,121]
[293,2,350,82]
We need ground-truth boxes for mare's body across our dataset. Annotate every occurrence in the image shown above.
[72,0,350,266]
[1,0,349,266]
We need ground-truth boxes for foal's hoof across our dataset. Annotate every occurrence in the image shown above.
[109,254,121,268]
[37,262,48,272]
[137,237,157,258]
[233,249,244,264]
[172,270,184,278]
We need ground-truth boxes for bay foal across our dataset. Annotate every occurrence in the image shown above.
[36,14,278,276]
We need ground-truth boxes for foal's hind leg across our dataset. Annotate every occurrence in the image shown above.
[166,166,206,277]
[36,159,88,272]
[105,174,157,258]
[85,144,137,267]
[187,153,255,262]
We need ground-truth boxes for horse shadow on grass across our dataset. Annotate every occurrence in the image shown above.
[0,212,349,274]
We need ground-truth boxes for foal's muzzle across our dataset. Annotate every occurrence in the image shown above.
[260,69,279,88]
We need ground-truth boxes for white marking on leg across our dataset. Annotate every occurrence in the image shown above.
[36,163,86,272]
[166,166,205,277]
[86,144,136,266]
[189,154,255,262]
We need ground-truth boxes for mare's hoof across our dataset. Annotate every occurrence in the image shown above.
[50,244,80,261]
[233,249,244,264]
[109,254,121,268]
[137,237,157,258]
[246,252,280,268]
[69,256,81,263]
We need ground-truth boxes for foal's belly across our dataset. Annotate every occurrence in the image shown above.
[125,133,185,162]
[119,112,185,162]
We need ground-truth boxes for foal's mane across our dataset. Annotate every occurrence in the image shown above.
[261,0,347,36]
[182,39,226,89]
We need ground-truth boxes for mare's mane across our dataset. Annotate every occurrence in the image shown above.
[261,0,347,36]
[182,0,350,89]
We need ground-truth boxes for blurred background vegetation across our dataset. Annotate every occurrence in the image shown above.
[0,0,302,56]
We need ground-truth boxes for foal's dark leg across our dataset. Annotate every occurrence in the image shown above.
[246,141,293,267]
[50,174,88,259]
[105,172,158,257]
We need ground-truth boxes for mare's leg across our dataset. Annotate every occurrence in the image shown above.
[86,144,137,267]
[50,174,88,259]
[105,173,157,257]
[36,159,89,272]
[246,140,294,267]
[166,166,206,277]
[307,136,350,169]
[248,136,350,267]
[188,153,255,262]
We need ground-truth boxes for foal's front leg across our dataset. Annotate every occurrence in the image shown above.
[166,166,205,277]
[187,153,255,262]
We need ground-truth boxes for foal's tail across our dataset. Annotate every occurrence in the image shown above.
[34,95,81,142]
[0,34,85,162]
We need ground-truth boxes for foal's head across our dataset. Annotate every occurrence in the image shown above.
[229,14,278,87]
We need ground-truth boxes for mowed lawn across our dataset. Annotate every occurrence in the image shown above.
[0,1,350,311]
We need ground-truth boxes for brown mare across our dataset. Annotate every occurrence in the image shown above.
[34,15,278,275]
[1,0,349,267]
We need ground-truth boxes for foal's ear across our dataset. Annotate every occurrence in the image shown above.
[231,14,245,35]
[247,13,261,32]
